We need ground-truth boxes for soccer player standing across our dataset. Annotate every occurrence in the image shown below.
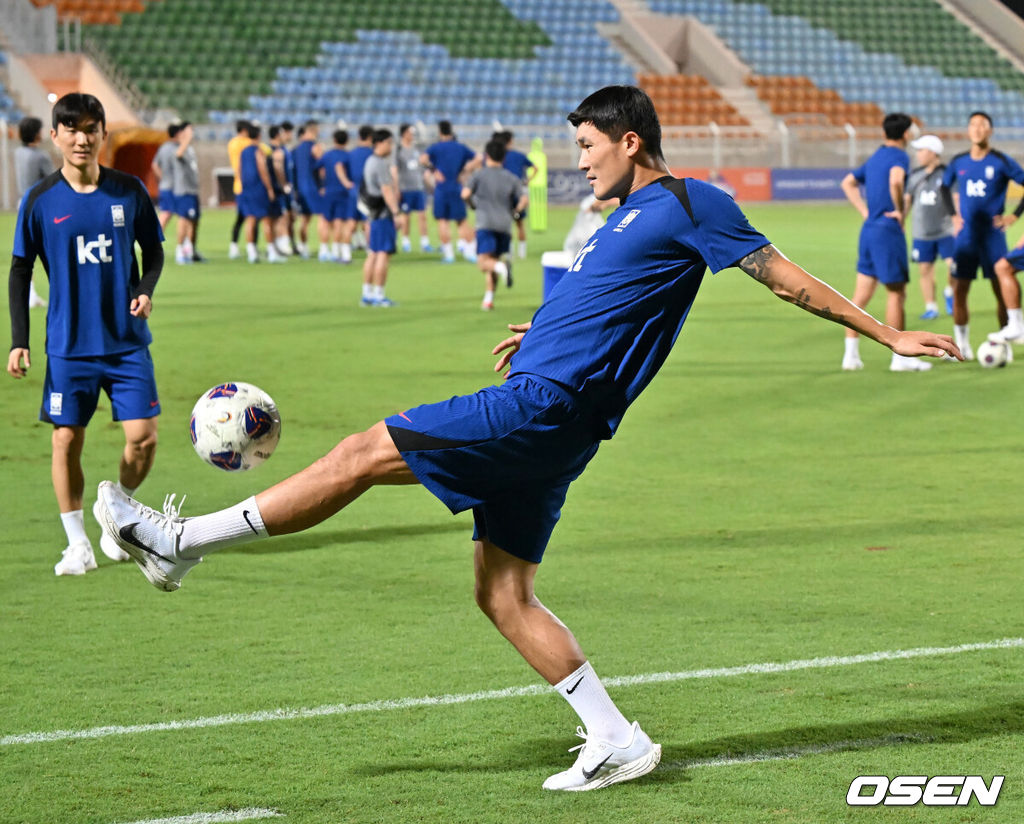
[291,120,328,261]
[422,120,480,262]
[941,111,1024,357]
[8,93,165,576]
[14,116,52,309]
[839,113,929,371]
[171,121,201,264]
[463,138,527,310]
[358,129,400,307]
[395,123,432,253]
[98,86,959,790]
[904,134,955,320]
[497,130,535,259]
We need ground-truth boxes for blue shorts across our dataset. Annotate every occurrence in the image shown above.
[385,374,601,564]
[475,229,510,258]
[344,194,364,222]
[238,188,271,220]
[856,220,908,284]
[297,186,323,216]
[41,348,160,426]
[1005,245,1024,271]
[157,189,176,213]
[911,236,954,264]
[400,191,426,212]
[953,227,1006,280]
[369,216,396,253]
[174,193,200,221]
[323,191,349,222]
[293,188,312,216]
[433,186,467,222]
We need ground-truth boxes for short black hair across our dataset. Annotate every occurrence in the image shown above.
[969,110,993,127]
[495,130,513,145]
[18,116,43,146]
[358,124,374,141]
[268,124,281,140]
[568,85,663,162]
[246,123,261,140]
[235,119,252,133]
[371,128,393,145]
[167,123,181,139]
[485,138,507,163]
[438,119,453,136]
[333,129,348,145]
[52,92,106,132]
[399,122,413,136]
[279,120,294,132]
[882,112,913,140]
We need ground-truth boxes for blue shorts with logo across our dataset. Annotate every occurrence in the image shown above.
[174,193,200,221]
[400,191,426,212]
[433,186,467,222]
[953,226,1007,280]
[856,219,908,284]
[157,189,176,213]
[1005,245,1024,271]
[911,236,954,264]
[475,229,510,258]
[41,348,160,426]
[385,374,600,564]
[369,216,396,253]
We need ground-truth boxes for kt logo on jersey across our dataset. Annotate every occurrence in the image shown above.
[77,234,114,264]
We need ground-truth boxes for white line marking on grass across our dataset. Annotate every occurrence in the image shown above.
[4,637,1021,747]
[115,809,281,824]
[664,734,930,771]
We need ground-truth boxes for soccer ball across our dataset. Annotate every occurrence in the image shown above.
[190,382,281,471]
[977,339,1011,368]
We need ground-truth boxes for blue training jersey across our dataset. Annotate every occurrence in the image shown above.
[347,145,373,187]
[851,145,909,222]
[426,139,476,189]
[292,139,318,193]
[503,149,533,181]
[13,168,164,357]
[319,147,350,196]
[943,149,1024,232]
[239,144,266,193]
[509,177,769,438]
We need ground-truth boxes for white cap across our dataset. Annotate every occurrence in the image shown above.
[912,134,944,155]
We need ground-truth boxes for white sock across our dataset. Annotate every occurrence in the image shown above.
[373,284,385,300]
[1008,308,1023,328]
[925,301,938,313]
[442,242,454,258]
[362,283,373,299]
[954,323,970,345]
[483,289,494,304]
[464,241,477,257]
[60,510,89,545]
[179,496,268,559]
[518,240,527,258]
[340,243,352,262]
[246,242,258,259]
[555,661,633,747]
[844,338,860,358]
[944,285,954,297]
[420,236,431,249]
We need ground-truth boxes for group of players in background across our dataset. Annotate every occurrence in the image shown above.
[841,110,1024,370]
[194,117,537,310]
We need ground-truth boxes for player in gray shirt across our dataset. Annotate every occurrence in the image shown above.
[359,130,400,307]
[395,123,433,253]
[905,135,955,319]
[462,139,528,311]
[171,122,202,264]
[150,124,181,230]
[14,116,52,308]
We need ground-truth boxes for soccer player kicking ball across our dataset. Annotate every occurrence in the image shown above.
[8,93,165,576]
[97,86,960,791]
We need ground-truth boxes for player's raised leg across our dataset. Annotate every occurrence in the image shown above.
[96,421,415,590]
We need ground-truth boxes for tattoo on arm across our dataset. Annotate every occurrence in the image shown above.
[738,245,774,283]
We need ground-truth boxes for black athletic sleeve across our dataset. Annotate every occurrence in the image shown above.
[939,183,955,216]
[9,255,33,350]
[1014,197,1024,219]
[133,242,164,300]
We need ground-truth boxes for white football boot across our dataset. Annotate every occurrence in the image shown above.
[95,482,200,592]
[54,540,97,576]
[988,323,1024,345]
[542,722,661,791]
[889,354,932,372]
[93,498,130,562]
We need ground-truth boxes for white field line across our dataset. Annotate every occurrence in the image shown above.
[664,734,930,771]
[114,810,281,824]
[4,637,1021,748]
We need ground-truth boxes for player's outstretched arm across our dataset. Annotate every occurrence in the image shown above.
[739,244,963,360]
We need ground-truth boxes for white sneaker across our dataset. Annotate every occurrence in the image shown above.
[542,723,661,791]
[890,354,933,372]
[959,342,975,361]
[54,540,97,576]
[988,324,1024,344]
[95,481,200,592]
[842,354,864,371]
[267,247,286,264]
[92,498,130,561]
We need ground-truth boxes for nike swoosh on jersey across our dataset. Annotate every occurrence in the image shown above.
[54,215,72,223]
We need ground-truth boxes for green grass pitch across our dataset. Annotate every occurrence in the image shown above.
[2,202,1023,823]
